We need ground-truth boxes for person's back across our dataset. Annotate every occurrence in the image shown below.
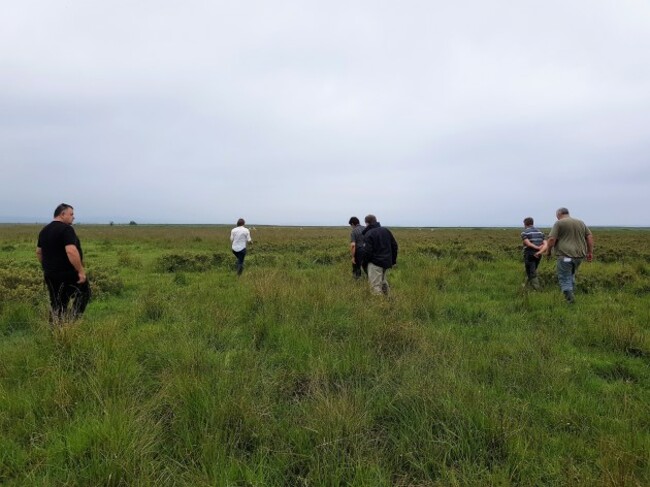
[362,214,398,295]
[541,208,594,303]
[520,217,544,290]
[350,224,365,249]
[348,217,366,279]
[550,217,590,258]
[230,218,252,276]
[363,223,398,269]
[230,225,251,252]
[521,226,544,255]
[36,203,89,324]
[38,220,81,278]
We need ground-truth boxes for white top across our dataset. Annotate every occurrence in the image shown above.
[230,226,252,252]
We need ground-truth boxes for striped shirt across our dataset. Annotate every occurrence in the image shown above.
[521,226,545,254]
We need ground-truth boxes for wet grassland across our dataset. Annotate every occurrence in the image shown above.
[1,225,649,486]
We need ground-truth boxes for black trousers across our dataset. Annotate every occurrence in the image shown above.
[352,249,368,278]
[44,275,91,323]
[524,252,541,280]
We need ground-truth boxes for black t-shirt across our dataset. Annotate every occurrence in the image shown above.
[37,221,83,278]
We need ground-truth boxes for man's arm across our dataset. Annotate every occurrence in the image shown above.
[350,242,356,262]
[65,244,87,283]
[536,238,554,258]
[586,234,594,262]
[523,238,541,251]
[36,247,43,263]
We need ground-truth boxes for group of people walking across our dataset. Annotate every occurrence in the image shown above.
[348,215,399,295]
[35,203,592,325]
[232,213,400,296]
[521,208,593,303]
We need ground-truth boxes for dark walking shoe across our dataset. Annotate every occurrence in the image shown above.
[563,290,575,304]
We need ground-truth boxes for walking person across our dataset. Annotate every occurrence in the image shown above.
[362,214,398,295]
[536,207,593,303]
[348,216,367,279]
[521,217,545,290]
[230,218,252,276]
[36,203,91,325]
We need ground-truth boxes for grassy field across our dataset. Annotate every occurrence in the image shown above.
[1,224,649,486]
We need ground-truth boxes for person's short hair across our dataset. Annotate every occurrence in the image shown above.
[237,218,245,226]
[54,203,73,218]
[348,216,360,226]
[364,214,377,225]
[523,217,534,226]
[556,207,570,216]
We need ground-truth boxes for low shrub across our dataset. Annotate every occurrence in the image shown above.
[117,251,143,269]
[0,266,43,304]
[88,268,125,299]
[157,253,229,272]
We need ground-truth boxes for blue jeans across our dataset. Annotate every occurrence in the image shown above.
[232,249,246,275]
[556,257,582,292]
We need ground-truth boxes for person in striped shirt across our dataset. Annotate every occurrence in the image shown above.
[521,217,545,290]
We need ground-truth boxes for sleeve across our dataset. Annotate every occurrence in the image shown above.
[62,226,78,246]
[390,232,398,264]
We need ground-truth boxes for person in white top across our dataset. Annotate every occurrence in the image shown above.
[230,218,252,276]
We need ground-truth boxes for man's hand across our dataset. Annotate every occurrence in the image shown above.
[586,252,593,263]
[65,245,86,284]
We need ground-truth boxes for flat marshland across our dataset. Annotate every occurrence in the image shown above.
[1,225,649,486]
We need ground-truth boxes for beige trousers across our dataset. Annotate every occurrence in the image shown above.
[367,262,389,295]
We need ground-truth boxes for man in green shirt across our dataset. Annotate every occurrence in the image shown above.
[537,207,594,303]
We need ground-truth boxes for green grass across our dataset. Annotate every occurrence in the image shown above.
[1,225,649,486]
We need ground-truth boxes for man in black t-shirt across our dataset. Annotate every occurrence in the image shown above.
[36,203,90,324]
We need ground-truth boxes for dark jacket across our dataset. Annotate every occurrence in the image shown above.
[362,222,398,269]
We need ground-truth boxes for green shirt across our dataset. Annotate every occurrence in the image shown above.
[549,217,591,258]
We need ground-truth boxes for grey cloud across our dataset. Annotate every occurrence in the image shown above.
[2,1,650,225]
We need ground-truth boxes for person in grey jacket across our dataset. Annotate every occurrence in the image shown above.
[348,216,366,279]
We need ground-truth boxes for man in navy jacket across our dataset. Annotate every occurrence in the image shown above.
[362,214,398,295]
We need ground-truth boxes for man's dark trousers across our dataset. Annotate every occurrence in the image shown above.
[45,275,91,323]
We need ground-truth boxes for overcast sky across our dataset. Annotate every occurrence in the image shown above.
[2,1,649,227]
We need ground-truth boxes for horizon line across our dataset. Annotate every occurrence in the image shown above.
[2,221,649,230]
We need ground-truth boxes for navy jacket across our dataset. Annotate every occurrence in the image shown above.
[362,222,398,269]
